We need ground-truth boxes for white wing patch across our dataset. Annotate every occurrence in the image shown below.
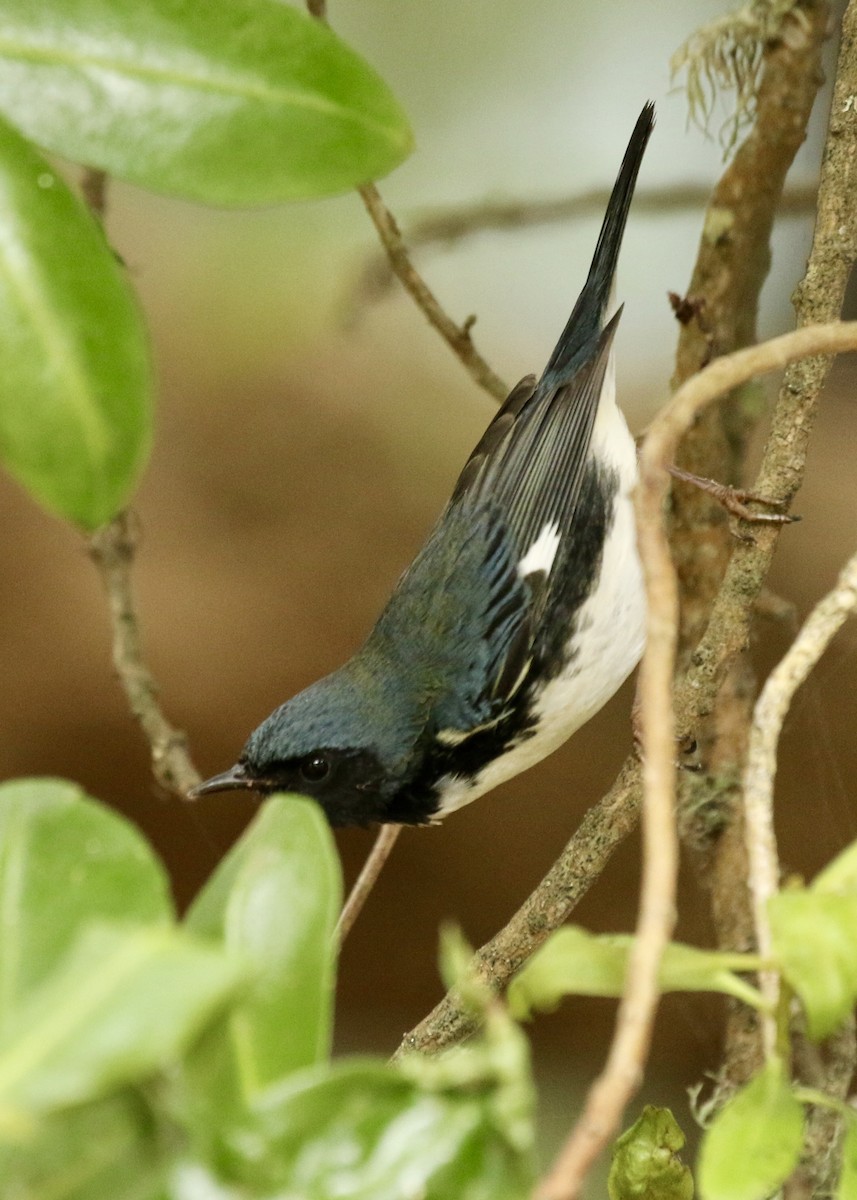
[517,521,561,580]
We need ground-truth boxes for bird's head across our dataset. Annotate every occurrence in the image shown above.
[190,666,417,827]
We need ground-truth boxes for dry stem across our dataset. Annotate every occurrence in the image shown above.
[78,165,201,800]
[336,824,402,943]
[356,185,508,401]
[744,547,857,1055]
[89,513,201,796]
[354,184,817,308]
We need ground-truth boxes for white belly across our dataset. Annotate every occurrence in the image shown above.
[435,382,646,818]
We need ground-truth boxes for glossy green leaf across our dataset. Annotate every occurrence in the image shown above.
[0,118,151,527]
[239,1057,534,1199]
[769,890,857,1040]
[697,1058,804,1200]
[0,0,413,206]
[0,778,171,1036]
[837,1119,857,1200]
[608,1106,694,1200]
[0,924,244,1125]
[814,838,857,896]
[506,926,763,1019]
[185,795,341,1103]
[0,1091,169,1200]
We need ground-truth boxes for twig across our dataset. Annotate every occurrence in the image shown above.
[304,0,507,403]
[336,824,402,943]
[356,184,509,401]
[89,514,201,797]
[744,547,857,1057]
[353,184,818,307]
[78,165,201,800]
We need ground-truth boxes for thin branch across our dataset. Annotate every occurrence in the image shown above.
[78,166,201,800]
[336,824,402,943]
[304,0,507,403]
[89,513,201,796]
[353,184,818,308]
[356,184,509,401]
[744,546,857,1056]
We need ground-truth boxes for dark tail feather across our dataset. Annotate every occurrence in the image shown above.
[542,101,655,383]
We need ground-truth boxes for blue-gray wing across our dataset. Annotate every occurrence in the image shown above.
[451,313,619,574]
[375,317,619,737]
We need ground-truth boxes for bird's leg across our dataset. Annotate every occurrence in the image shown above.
[668,464,799,527]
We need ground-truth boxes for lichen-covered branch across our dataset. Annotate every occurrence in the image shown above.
[666,0,828,1094]
[397,758,643,1056]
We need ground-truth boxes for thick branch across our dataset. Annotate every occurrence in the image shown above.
[397,758,642,1056]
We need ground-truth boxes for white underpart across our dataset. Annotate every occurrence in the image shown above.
[517,521,561,579]
[435,350,646,818]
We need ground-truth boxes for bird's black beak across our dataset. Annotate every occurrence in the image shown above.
[188,762,259,799]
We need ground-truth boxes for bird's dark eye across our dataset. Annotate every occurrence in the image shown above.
[300,754,331,783]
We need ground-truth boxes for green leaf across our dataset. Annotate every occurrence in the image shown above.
[0,0,413,206]
[769,890,857,1040]
[0,778,172,1035]
[608,1106,694,1200]
[0,924,244,1126]
[0,118,151,527]
[697,1058,804,1200]
[813,838,857,896]
[506,927,763,1019]
[238,1058,534,1199]
[837,1119,857,1200]
[0,1090,169,1200]
[185,795,340,1103]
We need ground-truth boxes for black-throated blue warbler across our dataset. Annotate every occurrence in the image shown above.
[192,103,654,827]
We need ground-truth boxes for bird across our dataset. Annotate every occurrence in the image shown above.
[191,102,655,828]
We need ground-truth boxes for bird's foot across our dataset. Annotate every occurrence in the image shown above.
[668,465,799,532]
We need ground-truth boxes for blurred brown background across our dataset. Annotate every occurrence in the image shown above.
[2,0,856,1183]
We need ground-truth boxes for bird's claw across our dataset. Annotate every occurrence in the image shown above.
[668,465,799,529]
